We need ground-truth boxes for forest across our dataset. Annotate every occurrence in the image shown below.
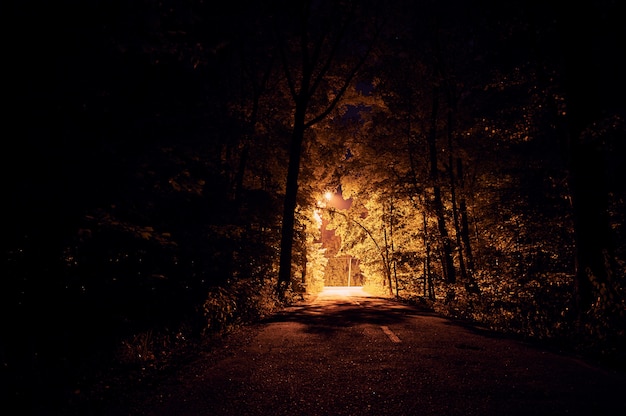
[3,0,625,412]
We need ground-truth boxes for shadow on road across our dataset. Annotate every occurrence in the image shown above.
[263,293,437,337]
[263,288,538,347]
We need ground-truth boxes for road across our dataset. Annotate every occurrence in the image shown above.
[117,286,626,415]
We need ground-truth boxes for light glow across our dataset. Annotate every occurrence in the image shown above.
[313,209,322,227]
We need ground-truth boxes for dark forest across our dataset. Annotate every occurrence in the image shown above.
[3,0,625,413]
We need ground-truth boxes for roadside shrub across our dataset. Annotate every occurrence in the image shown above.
[200,277,286,334]
[201,286,239,333]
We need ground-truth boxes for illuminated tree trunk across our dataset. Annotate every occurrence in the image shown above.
[278,101,307,292]
[389,200,399,297]
[447,111,479,294]
[347,256,352,287]
[406,125,435,299]
[383,225,391,292]
[428,88,456,285]
[423,208,435,299]
[382,198,398,296]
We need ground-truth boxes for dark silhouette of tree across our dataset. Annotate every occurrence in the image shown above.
[556,1,626,321]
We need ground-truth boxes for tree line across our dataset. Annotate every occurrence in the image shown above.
[2,0,625,412]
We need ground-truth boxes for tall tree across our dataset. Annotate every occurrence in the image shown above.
[555,1,626,319]
[426,85,456,285]
[273,0,381,295]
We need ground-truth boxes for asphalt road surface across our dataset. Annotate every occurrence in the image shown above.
[119,286,626,415]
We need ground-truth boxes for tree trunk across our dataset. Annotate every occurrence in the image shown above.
[274,3,377,297]
[382,221,394,296]
[423,208,434,299]
[456,158,479,293]
[388,198,399,297]
[277,103,307,294]
[445,108,467,290]
[557,3,618,316]
[428,89,456,284]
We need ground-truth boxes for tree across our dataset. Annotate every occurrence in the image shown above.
[272,0,382,295]
[556,1,626,322]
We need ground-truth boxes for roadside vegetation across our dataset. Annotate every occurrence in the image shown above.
[3,1,625,413]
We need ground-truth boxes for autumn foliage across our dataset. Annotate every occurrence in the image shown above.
[2,0,625,412]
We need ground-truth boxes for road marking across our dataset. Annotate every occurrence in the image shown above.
[380,326,402,343]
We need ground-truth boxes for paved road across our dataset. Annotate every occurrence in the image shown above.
[124,286,626,415]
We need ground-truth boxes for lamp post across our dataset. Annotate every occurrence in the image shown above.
[347,256,351,287]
